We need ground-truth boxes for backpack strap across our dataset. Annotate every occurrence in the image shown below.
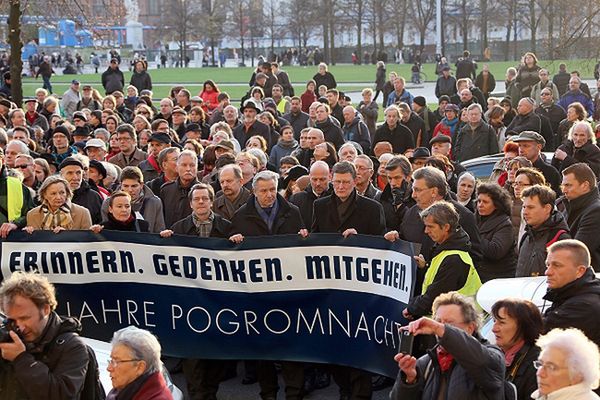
[546,229,568,248]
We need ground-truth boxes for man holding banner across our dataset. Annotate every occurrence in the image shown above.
[229,169,307,400]
[312,160,386,400]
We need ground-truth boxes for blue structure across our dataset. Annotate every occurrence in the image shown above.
[22,42,39,61]
[76,30,94,47]
[58,19,77,46]
[39,26,58,46]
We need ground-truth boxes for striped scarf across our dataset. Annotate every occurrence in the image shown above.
[40,203,73,230]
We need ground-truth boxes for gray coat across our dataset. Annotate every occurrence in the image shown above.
[390,325,505,400]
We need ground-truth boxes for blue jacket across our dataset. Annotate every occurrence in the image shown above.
[558,90,594,116]
[387,89,414,107]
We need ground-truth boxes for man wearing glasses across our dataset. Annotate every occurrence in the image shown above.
[0,272,90,398]
[535,88,566,139]
[107,124,147,169]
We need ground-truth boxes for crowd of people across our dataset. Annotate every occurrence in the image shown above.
[1,50,600,399]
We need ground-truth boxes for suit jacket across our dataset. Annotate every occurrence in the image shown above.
[26,203,92,230]
[170,213,231,238]
[312,190,385,235]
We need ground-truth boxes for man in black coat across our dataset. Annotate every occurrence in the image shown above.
[233,99,273,151]
[375,155,415,231]
[159,183,231,400]
[314,103,345,150]
[282,97,309,139]
[506,98,542,134]
[59,157,103,224]
[311,161,385,400]
[289,161,332,228]
[543,239,600,350]
[159,150,200,228]
[512,131,562,195]
[229,170,307,400]
[560,163,600,271]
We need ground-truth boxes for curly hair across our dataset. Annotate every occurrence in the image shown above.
[476,182,513,216]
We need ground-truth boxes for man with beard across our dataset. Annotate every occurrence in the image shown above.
[233,99,271,151]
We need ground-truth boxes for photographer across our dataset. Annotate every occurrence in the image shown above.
[390,292,505,400]
[0,272,89,399]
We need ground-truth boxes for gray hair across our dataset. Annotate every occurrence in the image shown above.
[338,141,363,157]
[457,171,476,186]
[252,170,279,190]
[210,121,233,137]
[158,147,180,167]
[569,121,596,144]
[466,103,483,114]
[537,328,600,390]
[72,153,90,170]
[37,175,72,203]
[413,166,448,197]
[94,128,110,141]
[419,201,459,231]
[111,326,162,374]
[247,147,267,168]
[7,139,30,156]
[177,149,198,166]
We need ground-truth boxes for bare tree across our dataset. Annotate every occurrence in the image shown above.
[8,0,23,106]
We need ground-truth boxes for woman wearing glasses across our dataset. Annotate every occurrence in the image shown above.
[107,326,172,399]
[532,328,600,399]
[491,298,543,400]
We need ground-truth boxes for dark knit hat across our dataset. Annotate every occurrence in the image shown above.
[52,125,71,141]
[58,157,84,171]
[413,96,427,107]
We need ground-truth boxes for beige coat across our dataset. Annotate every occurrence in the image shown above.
[26,203,92,230]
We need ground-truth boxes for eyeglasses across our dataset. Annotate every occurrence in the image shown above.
[108,358,141,367]
[513,182,532,188]
[14,164,31,169]
[540,92,551,96]
[533,360,567,373]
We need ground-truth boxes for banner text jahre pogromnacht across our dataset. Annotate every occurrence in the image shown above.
[0,231,417,378]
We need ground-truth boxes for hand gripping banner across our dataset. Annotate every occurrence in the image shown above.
[1,231,417,378]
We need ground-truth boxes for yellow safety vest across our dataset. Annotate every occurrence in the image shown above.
[422,250,482,299]
[276,99,288,115]
[5,176,24,222]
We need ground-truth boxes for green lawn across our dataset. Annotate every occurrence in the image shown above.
[20,58,598,100]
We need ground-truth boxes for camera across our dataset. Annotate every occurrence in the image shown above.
[398,329,414,355]
[0,318,22,343]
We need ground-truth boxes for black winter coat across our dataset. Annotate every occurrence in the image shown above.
[506,112,541,134]
[289,184,332,231]
[232,120,273,152]
[551,141,600,178]
[375,66,386,90]
[159,178,199,228]
[282,111,310,140]
[543,267,600,347]
[516,209,570,277]
[72,180,103,224]
[171,213,231,238]
[0,313,88,400]
[506,344,540,400]
[454,121,499,162]
[99,214,150,232]
[130,70,152,92]
[313,71,337,89]
[230,194,304,236]
[390,325,505,400]
[533,156,562,195]
[374,182,414,231]
[315,118,345,150]
[372,122,415,155]
[311,189,385,235]
[563,187,600,271]
[535,103,566,140]
[404,112,429,148]
[476,211,517,282]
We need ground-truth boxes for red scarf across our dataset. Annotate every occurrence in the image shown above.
[504,340,525,367]
[436,346,454,373]
[147,154,161,172]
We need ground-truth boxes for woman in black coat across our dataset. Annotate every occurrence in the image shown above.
[475,182,516,282]
[551,120,600,178]
[491,299,542,400]
[312,62,337,89]
[373,61,386,102]
[90,191,149,233]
